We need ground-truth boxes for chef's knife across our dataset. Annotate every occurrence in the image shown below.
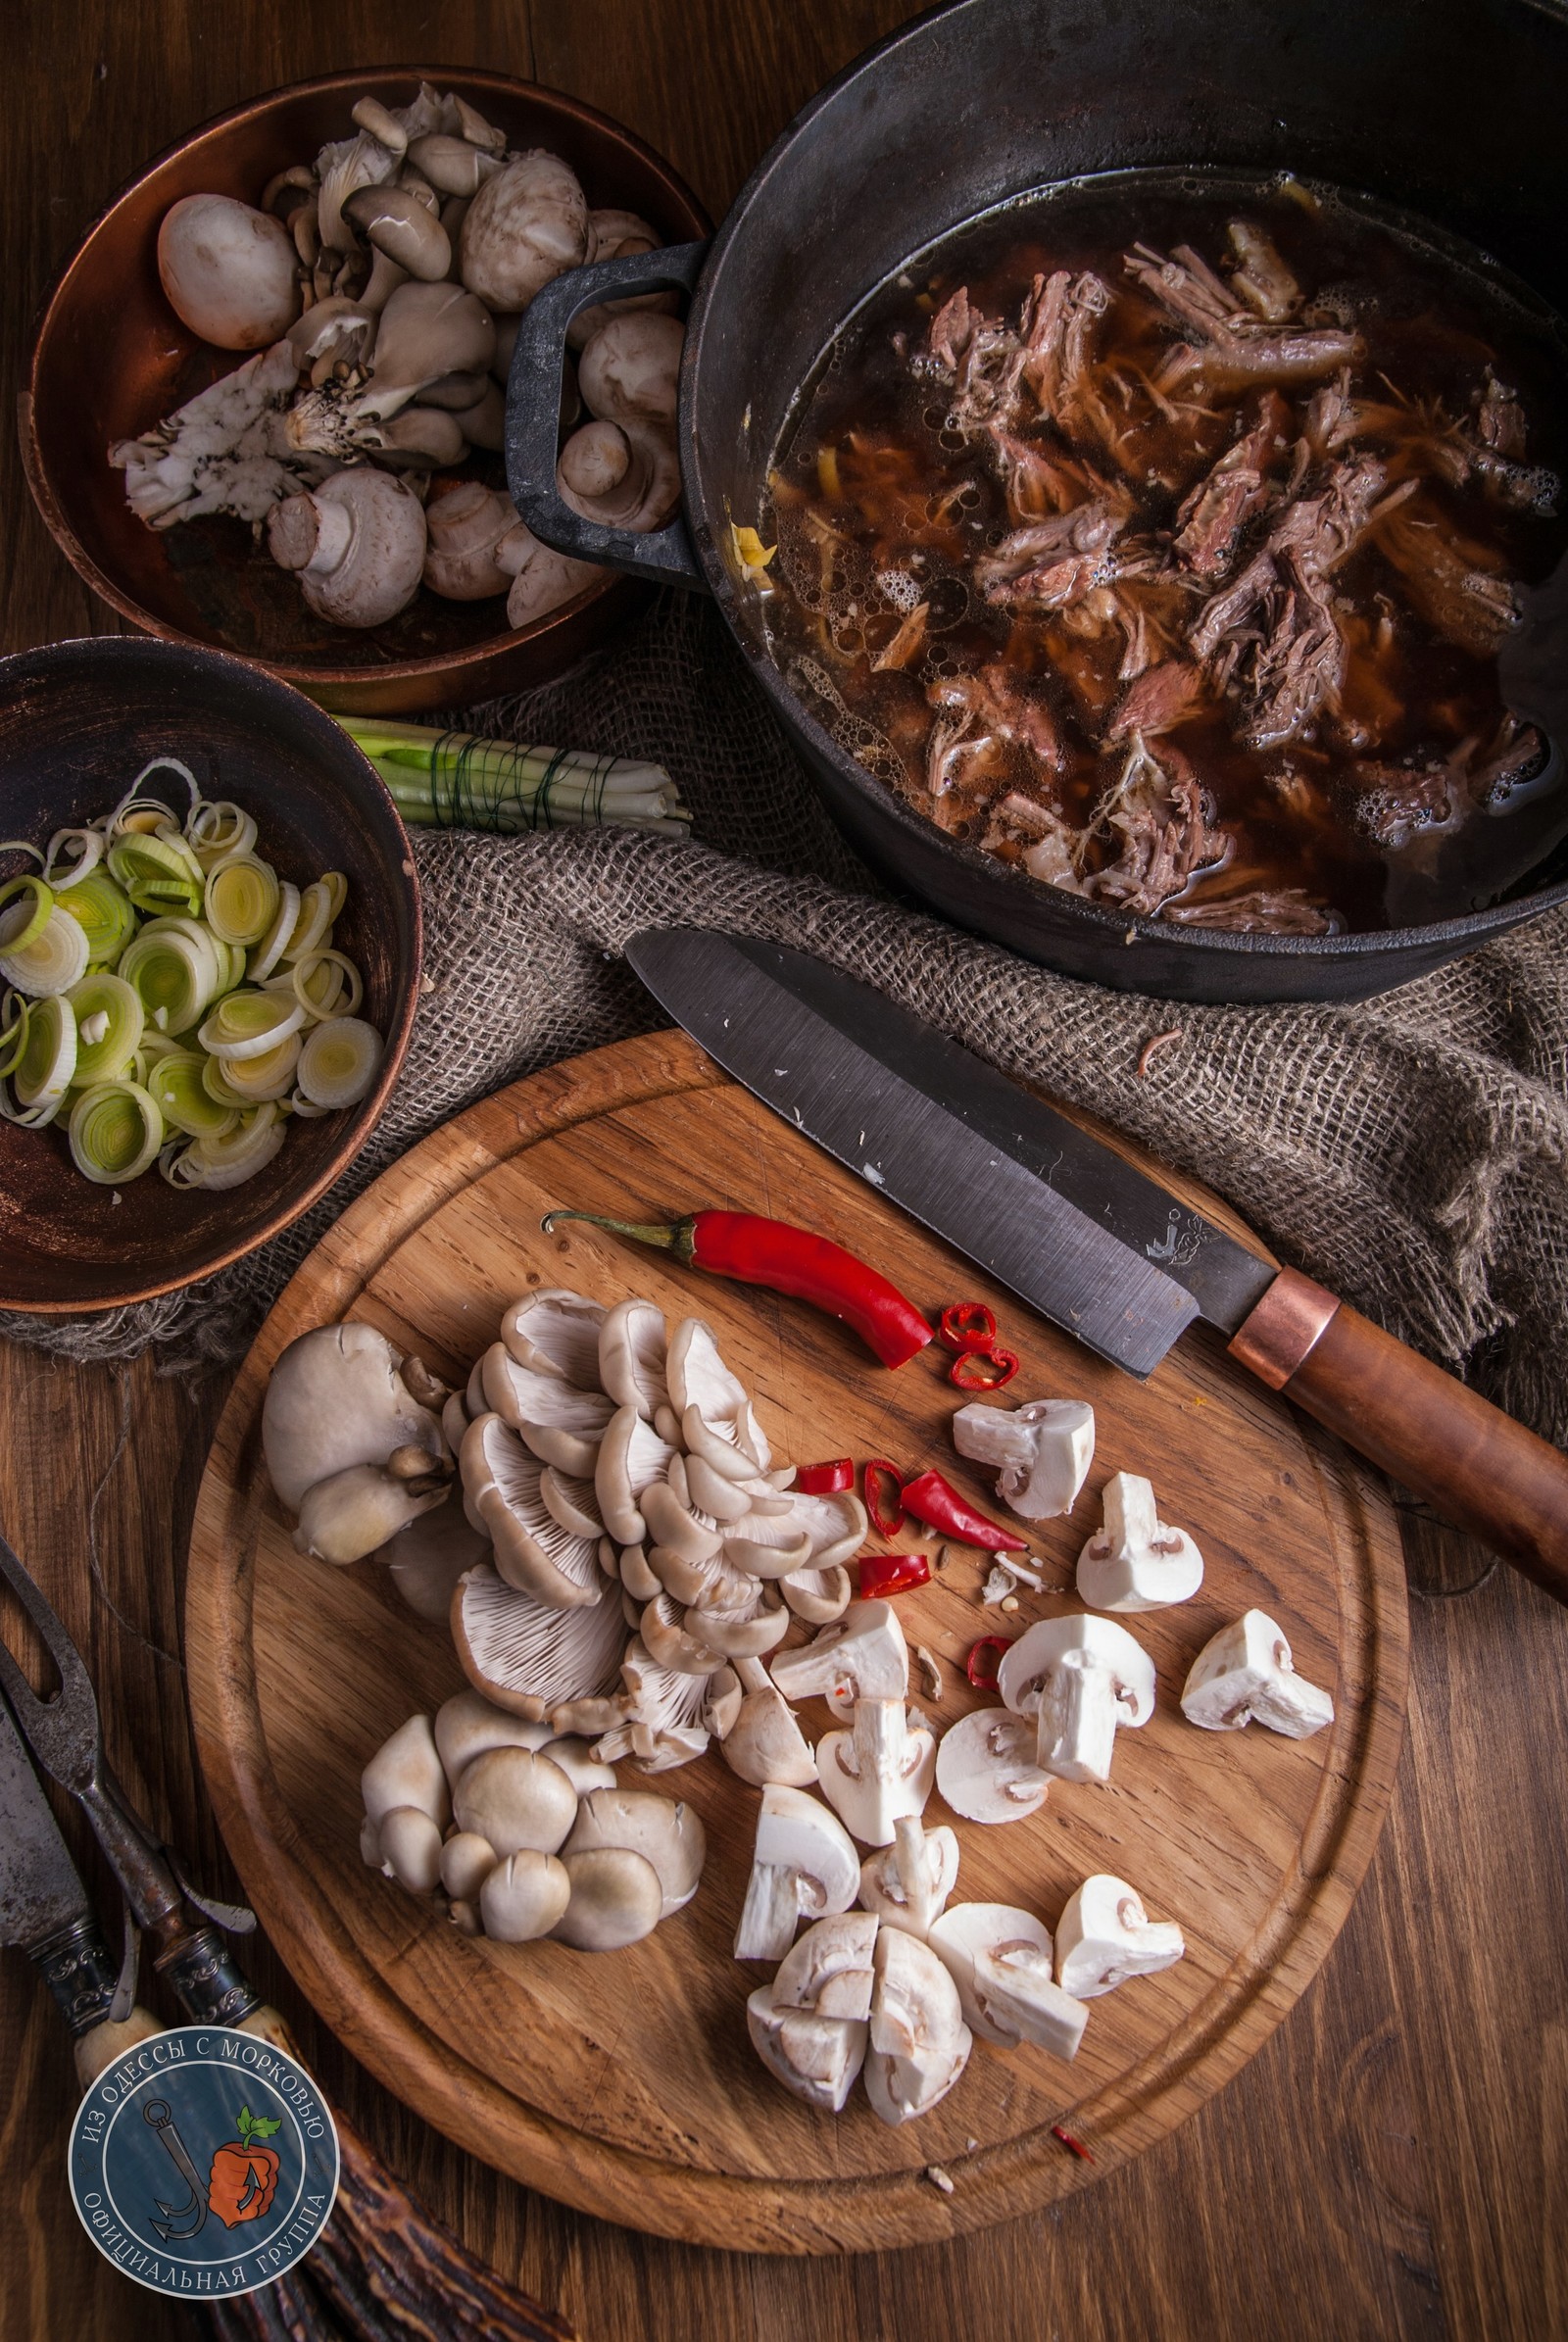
[624,927,1568,1607]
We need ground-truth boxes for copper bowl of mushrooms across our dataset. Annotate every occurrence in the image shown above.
[21,70,709,715]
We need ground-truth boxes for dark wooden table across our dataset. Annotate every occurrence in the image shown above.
[2,5,1565,2336]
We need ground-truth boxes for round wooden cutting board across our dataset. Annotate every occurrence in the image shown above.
[186,1031,1409,2254]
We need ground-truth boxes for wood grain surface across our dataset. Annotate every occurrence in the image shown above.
[2,1,1567,2336]
[184,1034,1406,2251]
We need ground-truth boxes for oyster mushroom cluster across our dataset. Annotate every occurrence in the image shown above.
[111,82,683,632]
[361,1690,705,1952]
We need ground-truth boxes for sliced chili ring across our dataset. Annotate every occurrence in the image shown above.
[858,1550,932,1600]
[965,1634,1011,1691]
[795,1457,854,1494]
[949,1344,1020,1391]
[938,1300,998,1354]
[863,1459,906,1539]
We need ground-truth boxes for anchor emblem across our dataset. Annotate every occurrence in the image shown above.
[1146,1207,1183,1263]
[142,2100,209,2241]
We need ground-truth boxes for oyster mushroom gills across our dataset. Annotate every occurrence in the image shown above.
[113,81,687,635]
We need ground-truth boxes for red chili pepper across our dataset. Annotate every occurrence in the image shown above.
[1051,2125,1096,2165]
[795,1457,854,1494]
[966,1635,1010,1690]
[948,1345,1020,1391]
[938,1300,998,1353]
[901,1467,1027,1551]
[541,1209,932,1368]
[858,1549,932,1599]
[863,1459,906,1539]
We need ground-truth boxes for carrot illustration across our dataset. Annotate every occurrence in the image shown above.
[206,2106,281,2227]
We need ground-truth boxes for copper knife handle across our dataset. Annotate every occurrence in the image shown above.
[1231,1269,1568,1607]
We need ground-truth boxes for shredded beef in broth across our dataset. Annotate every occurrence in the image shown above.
[760,175,1568,934]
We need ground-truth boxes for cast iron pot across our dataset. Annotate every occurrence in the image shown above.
[507,0,1568,1003]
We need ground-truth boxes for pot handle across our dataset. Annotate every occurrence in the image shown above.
[504,240,710,591]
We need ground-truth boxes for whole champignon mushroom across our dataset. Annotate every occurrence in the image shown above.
[158,195,302,349]
[934,1706,1051,1825]
[952,1397,1097,1521]
[552,1846,664,1950]
[342,183,452,282]
[564,1785,707,1918]
[459,150,590,313]
[264,1321,446,1517]
[565,209,679,350]
[267,467,427,628]
[557,419,680,538]
[460,1414,603,1607]
[816,1699,937,1848]
[733,1782,861,1961]
[927,1902,1088,2058]
[452,1745,577,1857]
[479,1849,571,1943]
[1076,1472,1203,1612]
[769,1599,908,1720]
[1180,1610,1335,1737]
[1054,1874,1186,1998]
[863,1927,972,2127]
[495,520,601,629]
[997,1613,1155,1785]
[720,1654,817,1788]
[451,1561,629,1723]
[858,1815,959,1940]
[577,312,682,432]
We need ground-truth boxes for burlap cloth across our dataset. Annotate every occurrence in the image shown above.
[7,592,1565,1448]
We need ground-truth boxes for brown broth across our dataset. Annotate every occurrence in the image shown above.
[760,171,1568,933]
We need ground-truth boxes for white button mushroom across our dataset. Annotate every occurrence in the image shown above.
[157,194,303,349]
[733,1783,861,1962]
[719,1655,817,1789]
[746,1913,875,2113]
[459,150,591,313]
[816,1698,937,1848]
[551,1846,663,1951]
[267,467,428,629]
[769,1599,909,1718]
[421,482,519,600]
[773,1910,879,2022]
[563,1786,707,1919]
[1054,1874,1186,1998]
[997,1614,1156,1784]
[953,1397,1097,1520]
[858,1815,959,1939]
[451,1746,577,1857]
[863,1927,972,2126]
[934,1707,1051,1824]
[479,1849,572,1943]
[927,1903,1088,2059]
[1180,1610,1335,1737]
[1076,1472,1203,1612]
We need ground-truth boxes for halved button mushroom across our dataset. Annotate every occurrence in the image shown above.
[564,1786,707,1919]
[552,1846,663,1951]
[452,1561,628,1722]
[501,1289,607,1387]
[460,1415,603,1607]
[769,1599,909,1718]
[746,1913,871,2114]
[1076,1472,1203,1612]
[1180,1609,1335,1737]
[451,1746,576,1857]
[953,1396,1096,1520]
[927,1902,1088,2058]
[1054,1874,1186,1997]
[997,1614,1155,1784]
[720,1655,818,1789]
[816,1699,937,1848]
[733,1782,861,1961]
[858,1815,959,1939]
[773,1910,879,2023]
[864,1927,972,2126]
[935,1707,1051,1824]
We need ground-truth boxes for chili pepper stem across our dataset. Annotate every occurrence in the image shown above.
[541,1209,697,1263]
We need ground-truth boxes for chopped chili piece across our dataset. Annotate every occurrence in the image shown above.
[965,1635,1010,1691]
[938,1300,998,1354]
[1051,2126,1096,2165]
[858,1550,933,1599]
[864,1459,906,1538]
[541,1208,932,1367]
[949,1345,1020,1391]
[901,1467,1027,1551]
[795,1457,855,1494]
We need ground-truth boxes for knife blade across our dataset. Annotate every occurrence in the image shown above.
[621,926,1568,1603]
[0,1691,123,2043]
[624,928,1274,1376]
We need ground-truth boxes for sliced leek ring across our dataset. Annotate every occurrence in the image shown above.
[65,972,144,1086]
[295,1015,382,1109]
[7,994,77,1124]
[281,878,334,965]
[213,1031,301,1102]
[290,948,363,1022]
[0,876,54,953]
[197,988,305,1062]
[188,1102,288,1190]
[204,854,280,948]
[247,881,301,983]
[68,1080,164,1185]
[147,1048,240,1140]
[57,870,137,965]
[0,904,90,999]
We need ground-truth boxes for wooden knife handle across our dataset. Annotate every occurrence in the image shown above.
[1230,1270,1568,1606]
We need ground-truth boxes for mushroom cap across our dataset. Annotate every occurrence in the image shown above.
[364,278,497,409]
[720,1684,818,1789]
[540,1467,605,1540]
[770,1599,909,1717]
[595,1405,678,1546]
[779,1564,853,1625]
[597,1297,668,1417]
[997,1613,1156,1726]
[773,1911,879,2021]
[293,1461,447,1566]
[434,1687,555,1787]
[639,1475,723,1569]
[1076,1472,1203,1613]
[863,1927,972,2125]
[746,1985,867,2113]
[363,1712,450,1831]
[451,1746,577,1857]
[405,131,505,197]
[1054,1873,1186,1997]
[264,1322,444,1516]
[935,1707,1051,1825]
[461,1413,602,1608]
[158,194,302,349]
[686,1580,788,1660]
[376,1805,444,1893]
[439,1830,498,1901]
[858,1820,959,1937]
[383,1494,490,1621]
[551,1845,663,1950]
[667,1320,769,1477]
[577,312,684,431]
[501,1289,607,1387]
[421,481,515,601]
[480,1849,572,1943]
[535,1735,617,1795]
[480,1346,612,1475]
[925,1901,1054,2045]
[639,1588,728,1678]
[564,1785,707,1917]
[459,149,590,312]
[753,1782,860,1913]
[342,182,452,281]
[1180,1608,1334,1737]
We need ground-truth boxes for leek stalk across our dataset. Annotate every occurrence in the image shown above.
[335,717,692,838]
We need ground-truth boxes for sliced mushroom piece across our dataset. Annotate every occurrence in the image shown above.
[746,1985,867,2114]
[460,1414,602,1607]
[479,1849,572,1943]
[779,1564,853,1625]
[452,1561,629,1722]
[864,1927,972,2127]
[1180,1610,1335,1737]
[774,1910,879,2022]
[552,1846,664,1950]
[704,1665,743,1740]
[769,1599,909,1719]
[264,1321,446,1516]
[459,150,591,313]
[433,1687,556,1786]
[294,1461,448,1565]
[595,1405,679,1545]
[376,1806,445,1892]
[405,131,505,197]
[927,1903,1088,2058]
[952,1397,1097,1521]
[501,1289,607,1386]
[564,1785,707,1918]
[439,1830,498,1902]
[1054,1874,1186,1998]
[667,1319,769,1479]
[733,1783,861,1962]
[1077,1472,1203,1612]
[480,1343,613,1474]
[452,1745,577,1857]
[858,1816,959,1939]
[998,1614,1155,1785]
[720,1655,817,1789]
[935,1707,1051,1825]
[363,1712,450,1832]
[342,183,452,281]
[817,1699,937,1848]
